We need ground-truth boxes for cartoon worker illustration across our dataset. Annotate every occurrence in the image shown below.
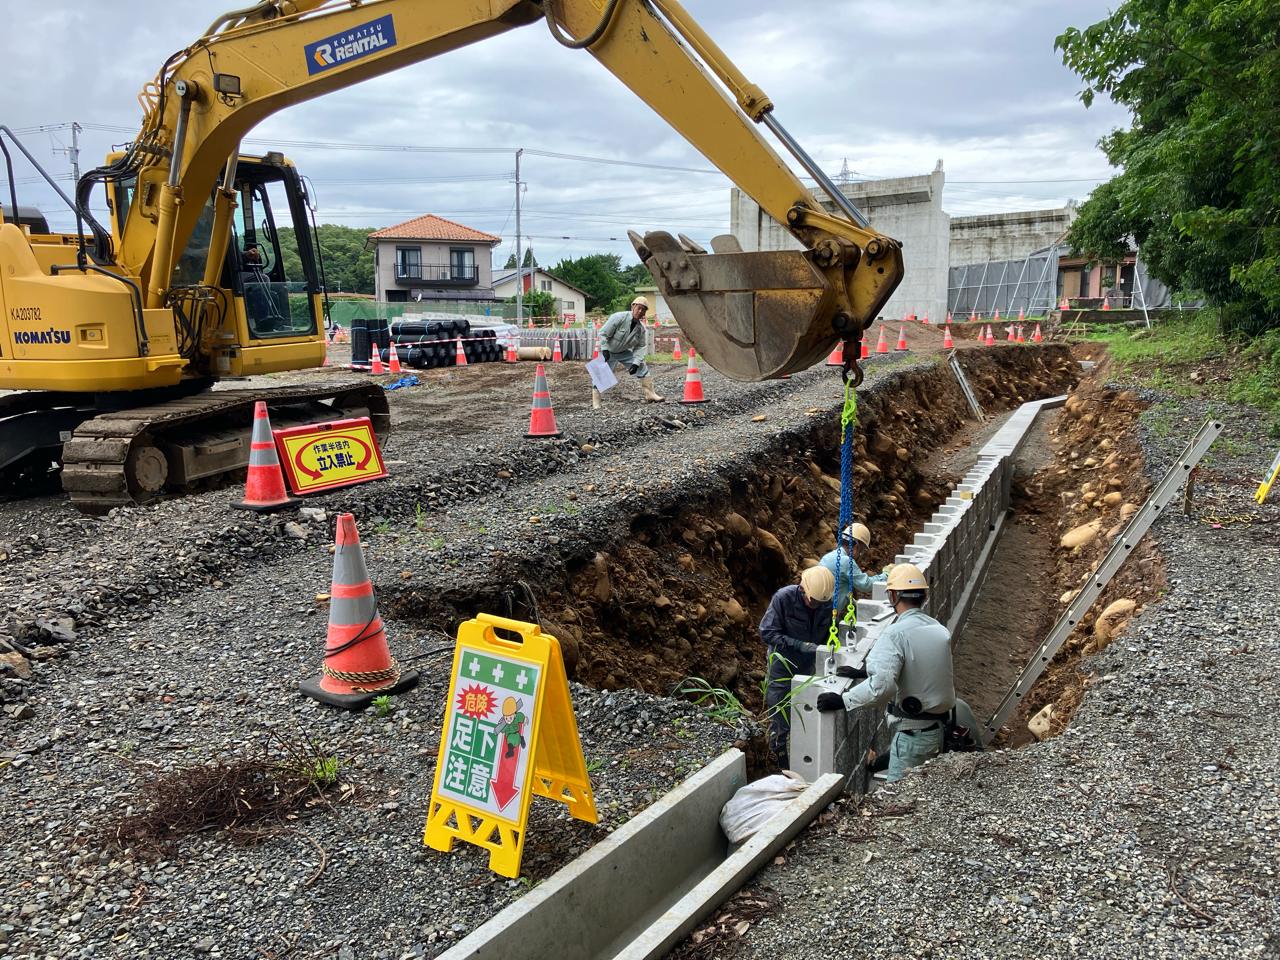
[495,696,527,759]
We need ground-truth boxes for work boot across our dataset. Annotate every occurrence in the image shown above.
[641,378,665,403]
[592,388,601,410]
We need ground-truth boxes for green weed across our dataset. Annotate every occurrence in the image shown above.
[426,536,445,550]
[371,695,395,718]
[585,757,603,774]
[414,503,428,532]
[672,676,750,725]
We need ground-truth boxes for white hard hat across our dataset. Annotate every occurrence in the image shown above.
[842,522,871,549]
[631,296,649,309]
[799,565,835,603]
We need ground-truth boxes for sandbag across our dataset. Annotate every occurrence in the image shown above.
[719,772,808,844]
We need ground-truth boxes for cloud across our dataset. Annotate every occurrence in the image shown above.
[2,0,1128,264]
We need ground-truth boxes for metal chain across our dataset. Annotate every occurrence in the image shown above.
[828,374,859,651]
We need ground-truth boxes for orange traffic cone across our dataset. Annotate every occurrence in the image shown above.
[875,324,890,354]
[591,341,600,360]
[985,325,995,347]
[552,338,563,363]
[1032,323,1043,343]
[826,341,844,366]
[370,346,385,376]
[455,338,468,367]
[506,338,518,363]
[946,311,954,325]
[993,308,1001,325]
[232,401,299,513]
[1016,325,1025,345]
[672,339,682,361]
[322,341,331,367]
[907,310,917,323]
[680,353,707,405]
[525,364,562,438]
[1101,296,1111,311]
[921,311,930,325]
[1006,324,1016,343]
[388,342,403,374]
[942,325,954,349]
[895,324,908,351]
[300,513,418,709]
[1018,308,1026,324]
[860,336,869,360]
[969,309,978,323]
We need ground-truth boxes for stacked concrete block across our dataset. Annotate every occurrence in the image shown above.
[790,395,1067,789]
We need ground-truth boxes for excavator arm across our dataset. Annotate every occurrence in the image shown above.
[106,0,902,380]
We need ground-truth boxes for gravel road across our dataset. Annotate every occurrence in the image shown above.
[726,389,1280,960]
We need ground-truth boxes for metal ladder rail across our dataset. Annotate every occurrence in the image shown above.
[982,417,1223,743]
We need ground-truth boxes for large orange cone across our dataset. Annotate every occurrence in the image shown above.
[1101,296,1111,311]
[1032,323,1043,343]
[895,324,908,351]
[370,346,385,376]
[672,339,682,361]
[552,338,563,363]
[985,325,995,347]
[232,401,299,513]
[946,311,954,325]
[455,337,468,367]
[875,323,890,354]
[1016,325,1025,345]
[506,338,518,363]
[525,364,562,438]
[388,342,403,374]
[1007,324,1016,343]
[942,324,954,349]
[300,513,418,709]
[825,340,844,366]
[680,352,707,405]
[860,336,869,360]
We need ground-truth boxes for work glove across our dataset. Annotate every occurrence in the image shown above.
[835,665,867,680]
[628,364,640,375]
[816,692,846,713]
[801,642,820,654]
[881,564,893,575]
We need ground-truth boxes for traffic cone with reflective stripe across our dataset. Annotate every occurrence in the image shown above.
[946,311,954,325]
[875,323,890,354]
[921,311,930,325]
[232,401,299,513]
[860,336,869,360]
[1016,325,1025,344]
[672,339,682,361]
[826,340,844,366]
[592,340,599,360]
[525,364,562,438]
[388,342,403,374]
[1032,323,1043,343]
[680,352,707,405]
[552,338,563,363]
[895,324,909,351]
[1018,308,1026,324]
[1101,296,1111,311]
[300,513,418,709]
[993,308,1001,326]
[969,309,978,323]
[506,338,518,363]
[370,346,385,375]
[985,325,995,347]
[942,324,954,349]
[1007,324,1016,343]
[455,337,468,367]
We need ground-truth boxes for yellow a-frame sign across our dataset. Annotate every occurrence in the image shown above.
[424,614,597,878]
[1256,449,1280,505]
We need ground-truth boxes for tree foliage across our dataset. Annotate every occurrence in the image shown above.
[548,253,653,313]
[1057,1,1280,335]
[503,247,538,269]
[277,225,376,295]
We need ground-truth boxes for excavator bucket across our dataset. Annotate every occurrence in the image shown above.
[631,230,851,381]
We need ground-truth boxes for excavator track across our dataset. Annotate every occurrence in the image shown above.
[59,381,390,514]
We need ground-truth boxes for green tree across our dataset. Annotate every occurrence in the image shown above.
[504,251,517,269]
[277,225,377,295]
[1057,1,1280,335]
[520,289,557,321]
[550,253,627,312]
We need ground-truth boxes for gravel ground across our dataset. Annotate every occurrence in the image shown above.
[0,340,1078,959]
[727,388,1280,959]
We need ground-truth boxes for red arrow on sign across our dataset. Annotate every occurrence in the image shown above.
[490,731,522,812]
[293,433,374,480]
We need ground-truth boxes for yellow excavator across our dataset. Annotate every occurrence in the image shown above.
[0,0,902,512]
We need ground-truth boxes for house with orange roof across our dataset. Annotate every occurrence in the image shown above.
[367,214,502,303]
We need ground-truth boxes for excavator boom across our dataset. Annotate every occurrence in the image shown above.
[107,0,902,380]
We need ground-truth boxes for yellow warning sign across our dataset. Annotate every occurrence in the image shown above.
[1256,449,1280,505]
[273,417,388,495]
[424,614,597,878]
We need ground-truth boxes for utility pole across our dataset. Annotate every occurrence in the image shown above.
[49,121,82,184]
[514,148,523,325]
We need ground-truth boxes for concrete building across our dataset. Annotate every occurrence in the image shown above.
[492,267,588,321]
[367,214,501,303]
[730,162,951,322]
[949,204,1077,266]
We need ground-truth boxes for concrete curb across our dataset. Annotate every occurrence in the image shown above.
[438,750,840,960]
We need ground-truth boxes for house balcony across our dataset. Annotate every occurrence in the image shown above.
[394,263,480,287]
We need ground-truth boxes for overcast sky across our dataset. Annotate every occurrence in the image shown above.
[1,0,1127,268]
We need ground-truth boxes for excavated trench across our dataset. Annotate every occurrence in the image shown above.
[389,348,1099,743]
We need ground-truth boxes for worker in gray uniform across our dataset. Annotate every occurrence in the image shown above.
[819,521,888,614]
[816,563,955,781]
[595,295,664,405]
